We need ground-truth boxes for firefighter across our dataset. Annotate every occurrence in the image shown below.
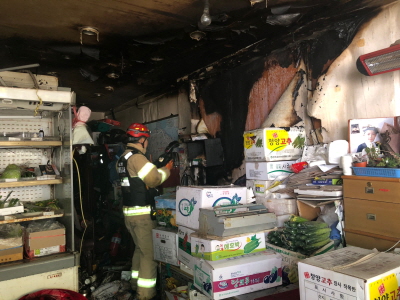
[117,123,173,300]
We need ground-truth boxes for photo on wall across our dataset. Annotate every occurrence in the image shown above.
[348,117,400,153]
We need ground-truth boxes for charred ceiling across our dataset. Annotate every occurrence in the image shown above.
[0,0,395,112]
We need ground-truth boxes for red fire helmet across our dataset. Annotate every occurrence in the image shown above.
[126,123,151,138]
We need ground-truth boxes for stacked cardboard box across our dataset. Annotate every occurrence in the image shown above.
[153,185,283,300]
[154,192,177,228]
[244,127,305,218]
[177,186,282,300]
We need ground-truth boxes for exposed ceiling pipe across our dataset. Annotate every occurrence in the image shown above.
[0,64,40,72]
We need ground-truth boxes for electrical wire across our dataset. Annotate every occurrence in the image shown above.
[73,150,87,254]
[331,250,380,271]
[384,239,400,253]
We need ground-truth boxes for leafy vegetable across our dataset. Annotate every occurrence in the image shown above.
[1,168,21,179]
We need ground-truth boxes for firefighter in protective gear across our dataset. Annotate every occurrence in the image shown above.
[118,123,173,300]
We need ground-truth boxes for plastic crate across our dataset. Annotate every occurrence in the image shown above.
[352,167,400,178]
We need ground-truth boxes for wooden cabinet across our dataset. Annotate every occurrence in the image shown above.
[342,175,400,251]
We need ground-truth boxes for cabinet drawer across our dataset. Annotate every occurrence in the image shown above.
[343,177,400,203]
[344,197,400,238]
[344,231,397,252]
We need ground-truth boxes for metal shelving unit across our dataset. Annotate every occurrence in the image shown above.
[0,88,78,299]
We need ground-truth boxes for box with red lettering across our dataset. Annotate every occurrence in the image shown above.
[298,246,400,300]
[24,226,66,259]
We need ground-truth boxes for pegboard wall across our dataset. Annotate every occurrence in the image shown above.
[0,149,49,172]
[0,186,51,202]
[0,118,53,136]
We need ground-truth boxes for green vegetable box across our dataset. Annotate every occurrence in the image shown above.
[191,231,266,261]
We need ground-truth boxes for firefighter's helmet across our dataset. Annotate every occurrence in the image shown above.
[126,123,151,142]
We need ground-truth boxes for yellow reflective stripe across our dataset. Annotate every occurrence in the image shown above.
[138,162,155,180]
[137,278,157,288]
[131,270,139,279]
[158,169,168,183]
[123,206,151,216]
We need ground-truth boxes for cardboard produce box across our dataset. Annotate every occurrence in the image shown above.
[298,246,400,300]
[191,231,266,261]
[266,241,334,284]
[155,193,177,228]
[177,225,196,270]
[245,161,296,180]
[176,185,247,230]
[0,236,23,263]
[194,251,282,300]
[244,127,305,162]
[25,228,66,258]
[152,227,179,266]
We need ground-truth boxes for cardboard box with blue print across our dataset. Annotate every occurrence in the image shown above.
[244,127,305,162]
[176,186,247,230]
[194,251,282,300]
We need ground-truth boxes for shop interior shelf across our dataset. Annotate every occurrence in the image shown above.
[0,141,62,148]
[0,178,63,188]
[0,210,64,224]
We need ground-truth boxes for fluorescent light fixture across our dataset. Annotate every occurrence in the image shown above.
[357,44,400,76]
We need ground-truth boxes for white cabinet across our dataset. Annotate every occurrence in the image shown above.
[0,88,78,297]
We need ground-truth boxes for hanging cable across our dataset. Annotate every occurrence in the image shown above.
[73,149,87,254]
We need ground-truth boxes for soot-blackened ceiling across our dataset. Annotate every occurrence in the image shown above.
[0,0,395,112]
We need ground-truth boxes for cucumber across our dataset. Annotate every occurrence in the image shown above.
[289,215,309,223]
[296,221,329,229]
[298,227,331,236]
[302,232,331,245]
[303,238,331,250]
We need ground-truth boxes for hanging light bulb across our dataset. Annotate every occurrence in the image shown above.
[200,0,212,26]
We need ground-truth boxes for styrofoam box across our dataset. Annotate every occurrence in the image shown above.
[177,225,196,270]
[256,197,298,216]
[298,246,400,300]
[244,127,305,161]
[245,161,296,180]
[0,205,24,216]
[246,180,275,195]
[194,251,282,300]
[191,231,266,261]
[152,227,179,266]
[176,185,247,230]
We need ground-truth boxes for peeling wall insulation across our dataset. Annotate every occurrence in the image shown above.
[199,98,222,137]
[308,1,400,143]
[246,56,297,131]
[199,57,265,172]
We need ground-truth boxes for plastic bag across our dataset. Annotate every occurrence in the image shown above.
[73,123,94,145]
[26,220,64,233]
[0,223,23,247]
